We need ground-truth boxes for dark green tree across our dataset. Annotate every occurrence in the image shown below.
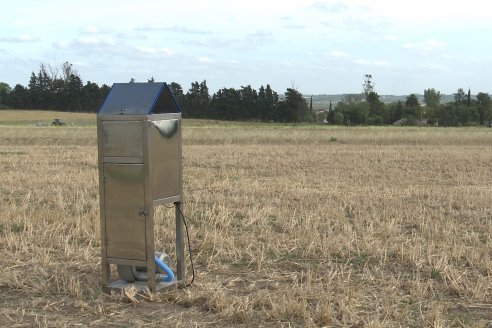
[99,84,111,108]
[333,111,344,125]
[454,88,466,105]
[0,82,11,108]
[65,72,83,111]
[168,82,185,108]
[258,85,267,121]
[183,81,200,118]
[7,84,30,108]
[423,88,441,109]
[405,94,420,119]
[325,101,334,123]
[264,84,278,121]
[28,71,42,109]
[334,101,369,125]
[184,80,210,118]
[436,103,475,126]
[6,61,108,112]
[28,62,61,110]
[50,76,64,110]
[405,94,419,107]
[82,81,103,112]
[366,91,385,124]
[476,92,492,125]
[436,104,457,126]
[386,100,404,124]
[199,80,210,117]
[275,88,310,123]
[239,85,258,120]
[257,84,278,122]
[210,88,241,120]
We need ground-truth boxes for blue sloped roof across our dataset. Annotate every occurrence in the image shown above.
[98,82,181,115]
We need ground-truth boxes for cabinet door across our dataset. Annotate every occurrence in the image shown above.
[101,121,143,157]
[150,119,181,199]
[104,163,146,260]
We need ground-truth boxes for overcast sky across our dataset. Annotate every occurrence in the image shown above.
[1,0,491,95]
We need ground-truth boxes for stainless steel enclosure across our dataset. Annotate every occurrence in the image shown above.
[97,83,184,291]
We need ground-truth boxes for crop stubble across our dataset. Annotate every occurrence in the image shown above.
[0,113,491,327]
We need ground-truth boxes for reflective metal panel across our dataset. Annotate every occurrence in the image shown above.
[102,121,143,157]
[150,119,181,200]
[104,163,146,260]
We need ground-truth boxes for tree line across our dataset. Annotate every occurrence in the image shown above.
[0,62,313,123]
[169,81,314,122]
[1,64,491,126]
[0,62,110,112]
[326,87,492,126]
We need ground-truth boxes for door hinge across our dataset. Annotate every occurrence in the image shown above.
[138,208,149,217]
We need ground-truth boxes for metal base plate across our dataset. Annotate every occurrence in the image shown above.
[106,279,177,292]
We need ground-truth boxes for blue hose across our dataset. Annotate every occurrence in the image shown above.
[154,255,175,282]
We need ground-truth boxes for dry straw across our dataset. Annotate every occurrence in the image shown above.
[1,111,491,326]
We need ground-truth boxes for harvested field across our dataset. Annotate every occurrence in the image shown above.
[1,110,492,327]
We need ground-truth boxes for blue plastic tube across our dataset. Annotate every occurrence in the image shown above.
[154,255,175,282]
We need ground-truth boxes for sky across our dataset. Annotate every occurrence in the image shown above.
[1,0,491,95]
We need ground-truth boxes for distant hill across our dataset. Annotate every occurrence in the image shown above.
[305,94,456,110]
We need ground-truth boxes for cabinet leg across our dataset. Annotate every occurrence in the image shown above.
[175,202,185,287]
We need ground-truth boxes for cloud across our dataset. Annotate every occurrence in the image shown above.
[403,38,446,55]
[196,56,213,63]
[240,30,274,50]
[280,16,306,29]
[353,57,392,68]
[78,37,173,58]
[51,36,123,57]
[52,41,70,49]
[116,31,148,40]
[135,24,212,35]
[85,26,99,34]
[284,23,307,30]
[420,62,448,71]
[342,16,389,33]
[312,1,348,13]
[224,59,239,64]
[441,53,461,60]
[192,56,239,65]
[328,50,349,58]
[77,36,116,46]
[180,37,238,48]
[321,15,390,37]
[0,34,39,43]
[182,30,275,51]
[327,50,393,68]
[366,34,399,42]
[132,46,173,56]
[83,26,112,34]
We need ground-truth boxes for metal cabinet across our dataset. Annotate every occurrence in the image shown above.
[97,82,184,291]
